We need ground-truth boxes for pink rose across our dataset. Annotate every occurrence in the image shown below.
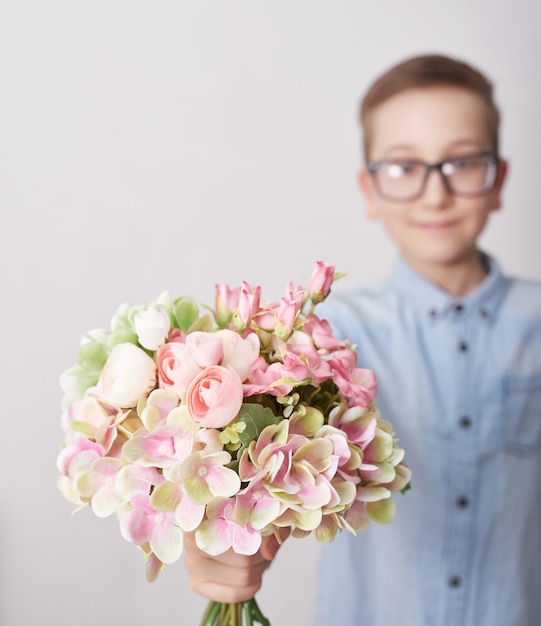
[243,357,294,397]
[238,281,262,324]
[156,341,200,400]
[275,291,304,338]
[348,368,377,407]
[303,315,346,351]
[252,303,279,331]
[308,261,335,303]
[185,332,224,367]
[285,343,332,383]
[186,365,243,428]
[215,284,241,325]
[328,351,377,408]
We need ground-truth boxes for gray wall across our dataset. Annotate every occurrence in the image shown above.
[2,2,540,625]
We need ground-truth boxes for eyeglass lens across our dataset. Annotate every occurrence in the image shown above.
[372,153,498,201]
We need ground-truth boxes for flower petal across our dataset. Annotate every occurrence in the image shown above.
[366,497,396,524]
[150,522,184,564]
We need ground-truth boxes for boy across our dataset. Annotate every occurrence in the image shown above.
[183,54,541,625]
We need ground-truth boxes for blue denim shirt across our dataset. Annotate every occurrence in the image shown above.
[314,256,541,626]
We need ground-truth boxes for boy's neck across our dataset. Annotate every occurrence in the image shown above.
[403,250,489,297]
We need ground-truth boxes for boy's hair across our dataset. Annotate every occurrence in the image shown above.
[360,53,500,160]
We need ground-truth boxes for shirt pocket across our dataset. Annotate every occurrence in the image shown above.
[501,374,541,455]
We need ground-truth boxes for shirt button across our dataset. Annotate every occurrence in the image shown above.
[458,341,468,352]
[428,308,437,318]
[456,495,470,509]
[479,309,489,318]
[454,303,464,313]
[459,416,472,428]
[449,576,462,588]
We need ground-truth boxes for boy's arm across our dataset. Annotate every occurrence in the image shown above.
[183,531,286,604]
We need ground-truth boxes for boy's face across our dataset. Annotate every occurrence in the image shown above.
[359,86,507,276]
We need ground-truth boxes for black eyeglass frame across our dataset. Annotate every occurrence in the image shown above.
[366,151,500,202]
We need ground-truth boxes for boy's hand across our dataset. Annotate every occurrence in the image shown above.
[183,530,288,604]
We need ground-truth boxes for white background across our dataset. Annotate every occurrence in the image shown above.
[1,2,540,625]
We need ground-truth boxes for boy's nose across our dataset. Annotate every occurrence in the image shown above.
[421,168,452,207]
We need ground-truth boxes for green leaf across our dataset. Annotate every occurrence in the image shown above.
[171,297,200,332]
[237,404,281,450]
[110,328,139,348]
[78,341,108,373]
[400,481,412,495]
[188,313,214,333]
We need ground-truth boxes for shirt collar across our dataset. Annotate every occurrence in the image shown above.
[389,253,509,322]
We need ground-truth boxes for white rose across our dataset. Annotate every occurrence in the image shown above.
[133,306,171,350]
[96,343,157,407]
[215,329,260,381]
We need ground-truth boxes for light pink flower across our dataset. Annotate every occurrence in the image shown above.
[165,405,223,455]
[239,421,336,525]
[195,497,262,556]
[343,499,371,533]
[234,480,283,530]
[328,405,377,449]
[181,450,241,504]
[75,456,125,517]
[186,365,243,428]
[156,463,206,532]
[115,463,164,501]
[120,494,184,564]
[123,424,195,468]
[96,343,157,408]
[61,396,119,453]
[139,388,181,432]
[57,433,105,479]
[315,425,353,479]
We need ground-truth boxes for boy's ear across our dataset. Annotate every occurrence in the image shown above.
[491,158,509,211]
[358,168,380,220]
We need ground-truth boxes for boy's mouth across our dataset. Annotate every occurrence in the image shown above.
[412,219,458,231]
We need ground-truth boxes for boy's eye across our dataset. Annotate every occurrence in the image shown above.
[449,156,483,170]
[385,162,420,178]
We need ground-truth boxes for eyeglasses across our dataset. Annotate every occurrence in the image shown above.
[367,151,500,202]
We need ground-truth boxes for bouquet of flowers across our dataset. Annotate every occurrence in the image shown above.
[57,262,410,626]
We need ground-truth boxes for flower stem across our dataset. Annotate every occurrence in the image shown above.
[200,601,221,626]
[243,602,254,626]
[248,599,270,626]
[199,599,270,626]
